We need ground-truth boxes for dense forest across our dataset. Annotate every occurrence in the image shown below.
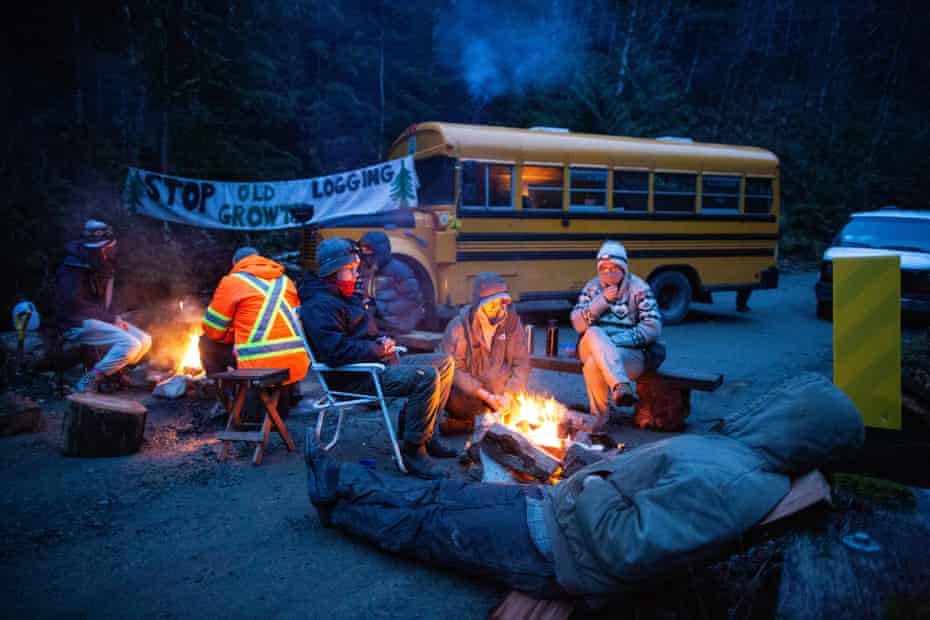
[3,0,927,316]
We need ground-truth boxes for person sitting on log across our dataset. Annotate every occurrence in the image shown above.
[298,238,456,480]
[200,247,309,389]
[303,373,864,599]
[55,220,152,393]
[438,273,530,434]
[356,231,425,335]
[569,241,664,422]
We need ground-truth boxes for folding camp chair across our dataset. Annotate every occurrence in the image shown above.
[306,344,408,473]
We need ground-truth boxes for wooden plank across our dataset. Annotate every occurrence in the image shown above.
[759,470,832,526]
[395,330,443,352]
[528,355,723,392]
[211,368,289,386]
[66,393,147,415]
[490,591,574,620]
[216,430,265,443]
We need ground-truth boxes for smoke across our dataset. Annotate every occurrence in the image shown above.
[435,0,588,106]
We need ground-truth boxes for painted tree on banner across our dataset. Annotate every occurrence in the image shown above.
[390,161,415,209]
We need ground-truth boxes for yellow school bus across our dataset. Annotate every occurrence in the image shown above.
[310,122,779,326]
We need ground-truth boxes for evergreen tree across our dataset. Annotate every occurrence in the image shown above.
[390,161,416,209]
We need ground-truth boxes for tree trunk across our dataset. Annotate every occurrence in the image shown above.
[62,394,147,457]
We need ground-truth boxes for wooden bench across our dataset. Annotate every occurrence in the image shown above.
[395,330,444,353]
[212,368,295,465]
[530,355,723,430]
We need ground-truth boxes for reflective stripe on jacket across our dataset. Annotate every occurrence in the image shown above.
[202,255,309,384]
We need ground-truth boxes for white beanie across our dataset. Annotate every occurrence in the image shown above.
[596,240,628,269]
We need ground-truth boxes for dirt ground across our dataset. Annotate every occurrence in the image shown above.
[2,272,929,619]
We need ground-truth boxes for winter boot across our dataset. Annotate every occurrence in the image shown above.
[75,370,104,393]
[426,434,457,458]
[401,442,447,480]
[611,382,639,407]
[303,428,339,526]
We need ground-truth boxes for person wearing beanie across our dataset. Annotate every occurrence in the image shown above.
[200,247,309,388]
[569,240,663,423]
[356,231,425,335]
[298,237,456,480]
[439,272,530,434]
[55,220,152,393]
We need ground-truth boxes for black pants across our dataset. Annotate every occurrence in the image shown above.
[329,462,560,595]
[327,354,453,445]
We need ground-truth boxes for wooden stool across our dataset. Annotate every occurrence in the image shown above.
[212,368,295,465]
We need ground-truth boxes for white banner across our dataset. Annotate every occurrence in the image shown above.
[122,157,419,230]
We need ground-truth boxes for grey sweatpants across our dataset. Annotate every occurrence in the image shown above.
[578,326,645,420]
[66,319,152,376]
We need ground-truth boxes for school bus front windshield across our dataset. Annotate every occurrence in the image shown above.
[313,122,780,326]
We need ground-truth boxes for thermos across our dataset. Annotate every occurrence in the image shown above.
[546,319,559,357]
[524,324,534,355]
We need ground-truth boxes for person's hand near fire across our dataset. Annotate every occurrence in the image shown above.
[477,388,511,412]
[370,335,398,363]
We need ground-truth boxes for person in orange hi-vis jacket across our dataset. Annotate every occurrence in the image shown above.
[201,247,310,385]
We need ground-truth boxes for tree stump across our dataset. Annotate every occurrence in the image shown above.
[62,393,147,457]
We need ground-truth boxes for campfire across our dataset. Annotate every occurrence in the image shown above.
[473,391,617,484]
[176,330,204,377]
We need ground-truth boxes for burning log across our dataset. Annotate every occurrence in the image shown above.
[478,422,561,482]
[557,409,598,438]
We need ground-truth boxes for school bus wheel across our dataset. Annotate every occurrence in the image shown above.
[649,270,693,325]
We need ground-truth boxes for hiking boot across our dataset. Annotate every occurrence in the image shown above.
[303,428,338,526]
[75,370,104,393]
[611,383,639,407]
[402,443,448,480]
[426,435,457,458]
[439,416,474,435]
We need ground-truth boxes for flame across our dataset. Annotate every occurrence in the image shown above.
[177,330,203,374]
[497,392,565,448]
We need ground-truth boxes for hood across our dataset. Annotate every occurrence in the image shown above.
[719,373,864,475]
[232,254,285,280]
[360,231,392,269]
[824,246,930,271]
[297,271,340,300]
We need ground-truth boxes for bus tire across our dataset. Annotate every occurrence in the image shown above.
[816,300,832,321]
[649,271,692,325]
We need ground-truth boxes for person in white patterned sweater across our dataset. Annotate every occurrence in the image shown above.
[569,240,663,422]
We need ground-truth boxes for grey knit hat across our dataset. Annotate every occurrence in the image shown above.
[471,272,512,308]
[316,238,358,277]
[232,246,258,266]
[596,240,628,269]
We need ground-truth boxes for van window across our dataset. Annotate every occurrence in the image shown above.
[613,170,648,211]
[745,177,773,213]
[569,168,607,209]
[701,175,740,212]
[654,172,696,212]
[462,161,513,208]
[522,165,564,210]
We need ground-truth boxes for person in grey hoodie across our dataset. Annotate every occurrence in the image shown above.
[303,373,864,598]
[570,240,662,421]
[439,273,530,434]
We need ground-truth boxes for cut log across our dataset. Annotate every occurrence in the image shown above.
[0,393,44,436]
[557,409,598,438]
[62,393,147,457]
[479,422,561,482]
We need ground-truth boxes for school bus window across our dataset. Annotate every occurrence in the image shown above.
[613,170,648,211]
[462,161,514,209]
[745,177,773,213]
[654,172,697,213]
[522,165,563,210]
[569,168,607,209]
[415,156,455,205]
[701,175,740,212]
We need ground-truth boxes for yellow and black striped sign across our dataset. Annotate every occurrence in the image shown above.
[833,255,901,429]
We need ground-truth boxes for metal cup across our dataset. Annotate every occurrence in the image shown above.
[524,324,534,355]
